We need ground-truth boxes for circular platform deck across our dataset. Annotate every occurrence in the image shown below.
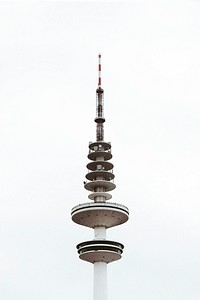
[71,202,129,228]
[87,161,113,171]
[86,170,114,181]
[84,180,116,192]
[88,151,112,161]
[89,141,111,151]
[77,240,124,263]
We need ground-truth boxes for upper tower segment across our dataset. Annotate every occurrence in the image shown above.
[95,54,105,141]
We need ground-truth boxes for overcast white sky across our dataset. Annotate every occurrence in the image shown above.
[0,1,200,299]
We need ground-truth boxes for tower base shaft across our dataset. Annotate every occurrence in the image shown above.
[93,262,107,300]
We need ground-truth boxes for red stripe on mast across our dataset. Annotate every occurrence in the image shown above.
[98,54,101,87]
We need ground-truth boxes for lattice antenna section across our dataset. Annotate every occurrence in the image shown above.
[95,54,105,141]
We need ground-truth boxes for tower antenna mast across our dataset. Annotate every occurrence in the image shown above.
[71,55,129,300]
[98,53,101,87]
[95,54,105,141]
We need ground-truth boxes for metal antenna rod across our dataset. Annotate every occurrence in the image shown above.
[96,54,105,141]
[98,54,101,87]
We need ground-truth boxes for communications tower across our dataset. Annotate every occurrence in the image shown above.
[71,55,129,300]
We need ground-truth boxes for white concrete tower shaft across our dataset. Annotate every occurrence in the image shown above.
[94,262,107,300]
[94,226,107,300]
[71,54,129,300]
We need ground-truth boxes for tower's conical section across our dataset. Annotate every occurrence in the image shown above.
[71,55,129,300]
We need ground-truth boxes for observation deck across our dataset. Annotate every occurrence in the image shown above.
[87,161,113,171]
[77,240,124,263]
[88,150,112,161]
[84,180,116,192]
[86,170,114,181]
[89,141,111,151]
[71,202,129,228]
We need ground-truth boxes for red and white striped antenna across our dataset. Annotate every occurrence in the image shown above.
[98,53,101,87]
